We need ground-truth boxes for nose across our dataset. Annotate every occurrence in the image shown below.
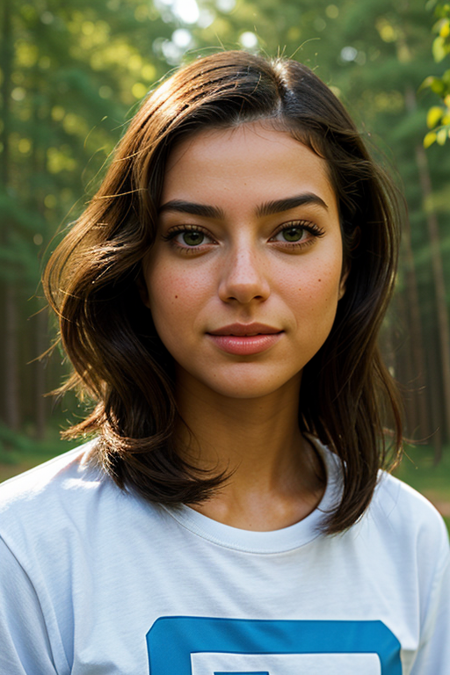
[218,244,271,305]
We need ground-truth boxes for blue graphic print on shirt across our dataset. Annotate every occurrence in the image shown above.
[146,617,402,674]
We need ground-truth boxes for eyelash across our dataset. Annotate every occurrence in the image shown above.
[162,221,325,253]
[162,225,215,255]
[270,221,325,248]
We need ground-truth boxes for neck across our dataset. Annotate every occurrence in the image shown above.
[174,373,326,530]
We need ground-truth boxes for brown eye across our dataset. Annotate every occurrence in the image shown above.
[182,231,205,246]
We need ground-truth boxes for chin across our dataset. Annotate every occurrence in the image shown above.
[210,383,282,399]
[190,365,303,401]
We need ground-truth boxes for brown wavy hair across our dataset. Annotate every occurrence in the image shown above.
[43,50,403,534]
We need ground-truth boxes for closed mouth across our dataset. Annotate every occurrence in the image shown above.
[207,323,282,337]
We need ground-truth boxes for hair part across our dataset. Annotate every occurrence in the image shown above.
[43,50,403,534]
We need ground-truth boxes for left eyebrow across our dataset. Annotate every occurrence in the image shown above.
[256,193,329,217]
[158,200,225,219]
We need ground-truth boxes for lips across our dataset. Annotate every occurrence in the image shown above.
[206,324,283,355]
[207,323,282,337]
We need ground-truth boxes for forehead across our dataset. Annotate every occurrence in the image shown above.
[161,122,338,215]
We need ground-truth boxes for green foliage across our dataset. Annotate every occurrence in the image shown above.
[1,0,173,295]
[0,422,77,460]
[422,1,450,146]
[1,0,450,455]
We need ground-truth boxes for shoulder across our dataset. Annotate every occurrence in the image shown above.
[0,440,106,515]
[316,438,448,548]
[367,470,449,567]
[0,442,178,607]
[0,441,141,556]
[372,470,447,534]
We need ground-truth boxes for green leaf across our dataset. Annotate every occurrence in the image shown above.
[440,18,450,38]
[437,127,449,144]
[421,75,447,95]
[433,35,447,62]
[427,106,444,128]
[432,78,446,95]
[424,131,437,148]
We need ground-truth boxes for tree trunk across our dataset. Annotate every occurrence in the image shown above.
[405,87,450,451]
[30,75,48,440]
[414,142,450,448]
[428,332,444,463]
[4,285,20,431]
[402,223,430,440]
[35,309,48,440]
[0,0,11,189]
[1,0,20,433]
[394,291,417,433]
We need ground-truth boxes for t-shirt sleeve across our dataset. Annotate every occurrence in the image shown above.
[410,526,450,674]
[0,536,60,675]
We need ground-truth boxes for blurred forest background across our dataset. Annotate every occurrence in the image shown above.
[1,0,450,518]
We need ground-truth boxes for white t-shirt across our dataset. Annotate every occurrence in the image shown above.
[0,439,449,675]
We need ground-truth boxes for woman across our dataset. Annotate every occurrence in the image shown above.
[0,51,448,674]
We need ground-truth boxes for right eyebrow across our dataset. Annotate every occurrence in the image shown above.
[158,200,225,219]
[256,193,329,217]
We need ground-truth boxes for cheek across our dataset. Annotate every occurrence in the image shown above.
[280,257,343,315]
[145,262,210,340]
[147,271,184,321]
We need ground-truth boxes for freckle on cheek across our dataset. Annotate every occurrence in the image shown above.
[175,295,178,299]
[318,279,322,282]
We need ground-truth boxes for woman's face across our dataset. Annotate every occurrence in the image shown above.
[143,122,346,400]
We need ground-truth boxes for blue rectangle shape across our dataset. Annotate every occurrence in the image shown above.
[147,617,402,675]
